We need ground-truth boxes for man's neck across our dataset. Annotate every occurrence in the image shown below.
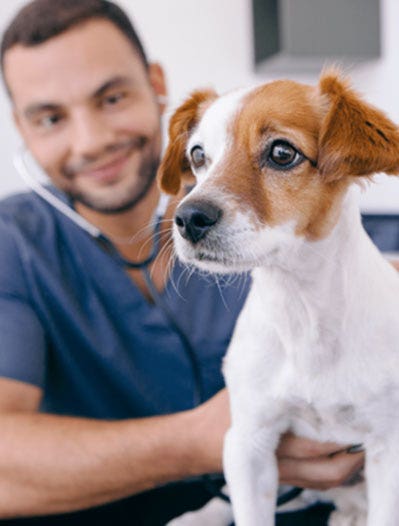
[75,183,187,298]
[75,184,162,259]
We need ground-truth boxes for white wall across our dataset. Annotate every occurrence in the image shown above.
[0,0,399,212]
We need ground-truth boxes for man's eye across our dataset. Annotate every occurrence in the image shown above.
[103,92,125,106]
[190,145,206,169]
[266,140,303,170]
[37,114,63,130]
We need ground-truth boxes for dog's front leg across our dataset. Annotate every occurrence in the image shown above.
[366,435,399,526]
[223,423,281,526]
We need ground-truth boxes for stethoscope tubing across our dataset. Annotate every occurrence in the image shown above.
[14,147,169,267]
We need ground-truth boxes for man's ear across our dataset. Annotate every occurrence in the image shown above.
[318,69,399,181]
[148,63,168,114]
[12,108,23,135]
[157,89,217,195]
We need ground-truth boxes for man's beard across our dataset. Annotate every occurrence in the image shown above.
[67,138,161,214]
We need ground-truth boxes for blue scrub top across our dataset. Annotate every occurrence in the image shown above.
[0,190,251,419]
[0,189,253,525]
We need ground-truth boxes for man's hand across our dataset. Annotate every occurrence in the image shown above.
[277,433,365,490]
[191,390,364,491]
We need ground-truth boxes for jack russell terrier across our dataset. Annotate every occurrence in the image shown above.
[157,69,399,526]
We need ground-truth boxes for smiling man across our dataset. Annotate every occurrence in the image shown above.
[0,1,364,524]
[8,20,162,215]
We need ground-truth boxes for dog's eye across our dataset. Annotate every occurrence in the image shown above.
[190,145,206,169]
[266,140,304,170]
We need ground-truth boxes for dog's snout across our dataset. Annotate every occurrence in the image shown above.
[175,201,222,244]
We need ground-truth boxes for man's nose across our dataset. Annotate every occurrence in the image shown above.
[69,110,115,158]
[175,200,222,244]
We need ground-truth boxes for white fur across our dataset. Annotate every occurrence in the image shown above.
[167,89,399,526]
[220,190,399,526]
[187,86,254,184]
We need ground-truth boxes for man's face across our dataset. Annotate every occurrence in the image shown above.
[4,18,166,214]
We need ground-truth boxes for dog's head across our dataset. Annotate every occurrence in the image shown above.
[157,70,399,273]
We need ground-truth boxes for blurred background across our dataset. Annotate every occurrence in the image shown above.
[0,0,398,212]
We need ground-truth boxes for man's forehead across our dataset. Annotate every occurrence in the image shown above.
[3,18,148,107]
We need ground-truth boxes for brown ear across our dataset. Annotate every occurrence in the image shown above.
[157,89,217,195]
[318,69,399,181]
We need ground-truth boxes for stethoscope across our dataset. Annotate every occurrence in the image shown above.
[14,147,168,267]
[13,147,303,510]
[15,146,216,406]
[14,147,206,406]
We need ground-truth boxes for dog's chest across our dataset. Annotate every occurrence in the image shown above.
[225,260,399,446]
[287,397,367,444]
[226,285,398,444]
[262,354,372,443]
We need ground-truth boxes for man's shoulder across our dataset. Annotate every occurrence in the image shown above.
[0,190,81,294]
[0,190,57,238]
[0,190,44,217]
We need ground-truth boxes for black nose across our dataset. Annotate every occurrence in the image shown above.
[175,201,222,244]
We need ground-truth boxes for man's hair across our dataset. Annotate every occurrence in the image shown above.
[1,0,148,88]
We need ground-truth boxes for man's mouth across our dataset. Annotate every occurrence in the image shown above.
[65,138,147,183]
[77,153,131,183]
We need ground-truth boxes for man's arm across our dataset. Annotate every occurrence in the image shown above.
[0,379,227,518]
[0,382,364,519]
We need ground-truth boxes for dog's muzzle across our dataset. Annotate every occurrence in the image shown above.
[175,200,223,244]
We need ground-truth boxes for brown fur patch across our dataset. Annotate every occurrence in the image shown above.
[212,74,399,240]
[319,70,399,180]
[220,80,346,240]
[157,89,217,195]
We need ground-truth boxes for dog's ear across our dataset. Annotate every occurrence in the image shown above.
[157,89,217,195]
[318,69,399,181]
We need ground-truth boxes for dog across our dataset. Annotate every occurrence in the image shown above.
[157,69,399,526]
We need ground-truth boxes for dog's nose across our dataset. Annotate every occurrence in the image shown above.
[175,201,222,244]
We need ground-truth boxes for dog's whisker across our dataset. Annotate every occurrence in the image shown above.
[150,236,175,275]
[137,225,174,260]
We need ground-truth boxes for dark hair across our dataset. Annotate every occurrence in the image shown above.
[1,0,148,88]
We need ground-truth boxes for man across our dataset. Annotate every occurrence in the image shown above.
[0,0,364,524]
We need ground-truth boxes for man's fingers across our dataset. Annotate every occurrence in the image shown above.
[276,433,347,460]
[279,450,365,490]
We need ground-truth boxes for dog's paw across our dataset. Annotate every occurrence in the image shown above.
[328,510,366,526]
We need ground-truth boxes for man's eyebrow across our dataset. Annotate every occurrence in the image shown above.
[92,75,134,98]
[22,76,135,118]
[24,103,61,119]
